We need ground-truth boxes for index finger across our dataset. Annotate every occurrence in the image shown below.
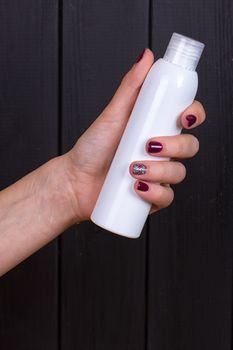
[179,100,206,129]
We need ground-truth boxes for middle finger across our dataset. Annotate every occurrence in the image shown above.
[146,134,200,159]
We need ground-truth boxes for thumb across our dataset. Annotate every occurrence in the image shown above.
[101,48,154,124]
[68,48,155,174]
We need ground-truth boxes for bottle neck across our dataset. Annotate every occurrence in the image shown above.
[163,53,196,71]
[163,33,205,71]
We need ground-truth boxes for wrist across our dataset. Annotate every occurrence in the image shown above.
[0,154,81,276]
[36,155,81,229]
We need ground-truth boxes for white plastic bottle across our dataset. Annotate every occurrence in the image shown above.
[91,33,205,238]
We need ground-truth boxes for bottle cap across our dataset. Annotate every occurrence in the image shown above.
[164,33,205,71]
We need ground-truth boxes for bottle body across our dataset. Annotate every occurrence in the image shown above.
[91,58,198,238]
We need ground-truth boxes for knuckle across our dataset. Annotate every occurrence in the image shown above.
[202,109,206,121]
[200,106,206,122]
[177,162,187,181]
[191,136,200,155]
[153,185,175,209]
[176,138,186,155]
[196,100,206,121]
[177,135,199,157]
[156,163,166,180]
[167,188,175,206]
[159,187,175,209]
[154,185,164,202]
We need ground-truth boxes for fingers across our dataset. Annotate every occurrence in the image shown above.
[128,131,199,213]
[102,48,154,123]
[146,134,200,159]
[127,97,205,216]
[129,160,184,212]
[133,181,175,211]
[129,160,186,184]
[179,100,206,129]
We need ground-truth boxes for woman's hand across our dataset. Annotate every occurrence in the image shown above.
[0,48,206,276]
[64,48,206,223]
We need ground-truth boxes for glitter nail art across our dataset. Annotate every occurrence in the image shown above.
[132,163,147,175]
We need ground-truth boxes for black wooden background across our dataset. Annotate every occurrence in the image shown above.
[0,1,232,349]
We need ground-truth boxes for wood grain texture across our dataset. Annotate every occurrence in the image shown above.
[0,1,232,349]
[147,0,233,349]
[0,1,59,349]
[60,1,150,349]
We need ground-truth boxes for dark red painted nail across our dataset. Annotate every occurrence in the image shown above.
[137,181,149,192]
[147,141,163,153]
[186,114,197,127]
[136,48,146,63]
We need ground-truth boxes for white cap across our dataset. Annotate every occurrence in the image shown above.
[163,33,205,71]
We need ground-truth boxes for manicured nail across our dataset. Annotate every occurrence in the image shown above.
[147,141,163,153]
[136,48,146,63]
[186,114,197,127]
[137,181,149,192]
[132,163,147,175]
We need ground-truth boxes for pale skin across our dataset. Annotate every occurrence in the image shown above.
[0,48,206,276]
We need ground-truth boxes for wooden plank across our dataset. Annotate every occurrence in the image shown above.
[61,1,150,349]
[0,1,59,349]
[147,0,233,349]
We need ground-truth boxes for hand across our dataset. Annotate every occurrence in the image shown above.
[0,48,206,276]
[64,48,206,223]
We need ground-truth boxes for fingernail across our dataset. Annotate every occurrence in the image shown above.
[186,114,197,127]
[136,48,146,63]
[147,141,163,153]
[132,163,147,175]
[137,181,149,192]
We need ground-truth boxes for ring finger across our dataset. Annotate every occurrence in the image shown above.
[129,160,186,184]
